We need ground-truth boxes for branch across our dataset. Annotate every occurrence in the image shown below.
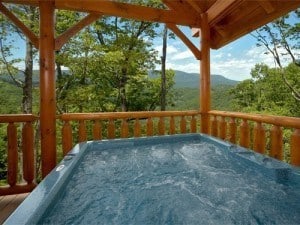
[0,37,23,87]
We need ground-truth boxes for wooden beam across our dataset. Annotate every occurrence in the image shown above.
[0,0,38,6]
[167,24,201,60]
[207,0,242,26]
[39,0,56,178]
[55,13,102,50]
[163,0,200,20]
[54,0,201,27]
[211,1,300,49]
[200,13,210,134]
[258,1,275,14]
[186,0,203,14]
[0,3,39,49]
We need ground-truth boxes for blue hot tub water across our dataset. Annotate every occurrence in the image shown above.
[5,134,300,225]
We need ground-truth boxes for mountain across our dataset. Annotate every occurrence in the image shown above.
[173,70,239,88]
[0,70,239,88]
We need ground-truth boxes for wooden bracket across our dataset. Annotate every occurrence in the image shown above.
[0,3,39,49]
[55,13,102,50]
[167,24,201,60]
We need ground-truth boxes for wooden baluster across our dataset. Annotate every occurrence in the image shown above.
[158,117,165,135]
[134,118,141,137]
[253,122,266,154]
[180,116,187,133]
[211,115,218,137]
[219,116,227,140]
[107,119,115,139]
[190,115,197,133]
[93,120,102,140]
[7,122,18,187]
[147,117,153,136]
[62,120,73,156]
[121,118,129,138]
[169,116,175,134]
[22,121,34,185]
[239,119,250,148]
[290,129,300,166]
[270,125,283,160]
[78,120,87,142]
[229,117,237,144]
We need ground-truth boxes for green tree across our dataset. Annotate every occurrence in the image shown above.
[0,5,39,114]
[251,10,300,101]
[230,63,300,116]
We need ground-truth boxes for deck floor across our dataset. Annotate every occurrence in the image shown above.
[0,193,29,224]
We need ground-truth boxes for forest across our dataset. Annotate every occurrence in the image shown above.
[0,3,299,182]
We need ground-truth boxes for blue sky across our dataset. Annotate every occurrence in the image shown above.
[154,26,278,81]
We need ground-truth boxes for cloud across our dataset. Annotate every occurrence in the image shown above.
[155,44,178,57]
[170,50,194,60]
[166,61,199,73]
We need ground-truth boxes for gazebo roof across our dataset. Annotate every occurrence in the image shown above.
[1,0,299,49]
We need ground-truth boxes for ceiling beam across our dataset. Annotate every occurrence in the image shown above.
[167,24,201,60]
[55,13,102,50]
[163,0,201,22]
[0,2,39,48]
[258,1,275,14]
[54,0,201,27]
[0,0,38,6]
[207,0,242,26]
[211,1,300,49]
[186,0,203,14]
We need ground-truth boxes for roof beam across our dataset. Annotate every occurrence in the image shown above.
[207,0,242,26]
[186,0,203,14]
[163,0,201,21]
[258,1,275,14]
[0,2,39,48]
[0,0,38,6]
[55,13,102,50]
[54,0,201,27]
[167,24,201,60]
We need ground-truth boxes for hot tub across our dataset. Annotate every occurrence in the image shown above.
[5,134,300,224]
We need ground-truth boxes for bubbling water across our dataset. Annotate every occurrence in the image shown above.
[40,140,300,225]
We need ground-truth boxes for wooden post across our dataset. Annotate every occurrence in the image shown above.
[200,13,210,134]
[39,1,56,178]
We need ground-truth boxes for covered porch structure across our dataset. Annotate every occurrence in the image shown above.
[0,0,300,198]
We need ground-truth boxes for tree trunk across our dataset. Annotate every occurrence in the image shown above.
[160,25,167,111]
[22,38,33,114]
[120,67,127,112]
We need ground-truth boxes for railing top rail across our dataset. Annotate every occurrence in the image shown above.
[0,114,38,123]
[209,110,300,129]
[59,110,200,121]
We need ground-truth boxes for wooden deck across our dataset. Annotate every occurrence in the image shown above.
[0,193,29,224]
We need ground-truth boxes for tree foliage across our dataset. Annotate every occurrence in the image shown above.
[230,63,300,116]
[56,12,174,112]
[251,10,300,101]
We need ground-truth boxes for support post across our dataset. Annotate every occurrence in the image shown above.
[39,1,56,178]
[200,13,211,134]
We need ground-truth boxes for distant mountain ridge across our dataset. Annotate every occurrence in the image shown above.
[172,70,239,88]
[0,70,239,88]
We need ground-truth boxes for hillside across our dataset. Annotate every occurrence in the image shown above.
[1,70,239,88]
[173,70,238,88]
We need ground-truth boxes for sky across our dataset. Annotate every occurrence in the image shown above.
[153,26,279,81]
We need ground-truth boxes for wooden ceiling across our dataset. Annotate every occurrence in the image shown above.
[1,0,300,49]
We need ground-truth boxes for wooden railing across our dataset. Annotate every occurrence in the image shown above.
[59,111,200,155]
[208,110,300,166]
[1,110,300,196]
[0,114,38,195]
